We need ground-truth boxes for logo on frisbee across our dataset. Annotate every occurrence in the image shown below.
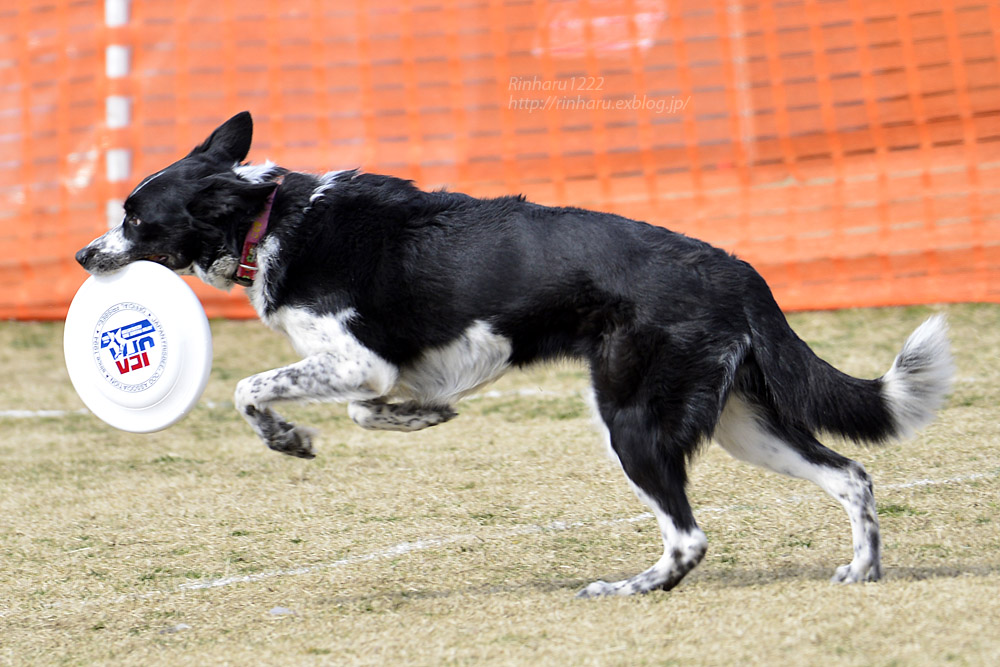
[92,302,168,393]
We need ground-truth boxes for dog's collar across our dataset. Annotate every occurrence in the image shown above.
[234,178,282,287]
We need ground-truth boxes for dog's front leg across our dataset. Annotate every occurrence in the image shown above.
[234,352,398,458]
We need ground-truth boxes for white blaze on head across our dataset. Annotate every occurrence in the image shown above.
[88,224,131,254]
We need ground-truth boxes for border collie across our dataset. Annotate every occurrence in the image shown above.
[76,112,953,597]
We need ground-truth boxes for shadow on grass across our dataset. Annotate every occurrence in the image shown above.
[313,562,1000,610]
[681,562,1000,587]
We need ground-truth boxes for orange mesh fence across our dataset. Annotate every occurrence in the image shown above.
[3,0,1000,320]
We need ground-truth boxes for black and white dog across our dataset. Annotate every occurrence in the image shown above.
[76,112,953,597]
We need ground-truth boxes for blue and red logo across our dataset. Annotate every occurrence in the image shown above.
[92,302,168,393]
[100,318,157,375]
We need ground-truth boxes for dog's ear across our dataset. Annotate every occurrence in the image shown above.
[187,111,254,162]
[187,174,276,223]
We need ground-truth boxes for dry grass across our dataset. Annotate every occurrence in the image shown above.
[1,304,998,666]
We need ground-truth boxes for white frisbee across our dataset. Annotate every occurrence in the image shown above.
[63,261,213,433]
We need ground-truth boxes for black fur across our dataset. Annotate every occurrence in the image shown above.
[76,112,953,596]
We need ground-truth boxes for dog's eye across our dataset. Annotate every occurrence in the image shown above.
[126,215,141,226]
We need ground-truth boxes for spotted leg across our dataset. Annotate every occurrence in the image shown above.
[714,395,882,583]
[234,351,398,458]
[347,400,458,431]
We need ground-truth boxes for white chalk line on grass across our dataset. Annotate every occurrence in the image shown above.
[0,469,995,620]
[176,510,663,594]
[882,472,994,490]
[0,408,89,419]
[755,472,999,509]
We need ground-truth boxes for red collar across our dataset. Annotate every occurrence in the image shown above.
[234,181,280,286]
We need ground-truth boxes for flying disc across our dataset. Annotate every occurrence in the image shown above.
[63,261,212,433]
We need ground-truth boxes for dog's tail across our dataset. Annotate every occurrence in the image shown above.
[745,292,953,444]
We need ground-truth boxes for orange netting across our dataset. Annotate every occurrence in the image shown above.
[3,0,999,320]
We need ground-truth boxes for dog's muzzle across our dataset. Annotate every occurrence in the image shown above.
[75,246,96,269]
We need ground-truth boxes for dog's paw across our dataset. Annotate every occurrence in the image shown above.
[266,424,318,459]
[831,559,882,584]
[575,580,619,599]
[405,402,457,428]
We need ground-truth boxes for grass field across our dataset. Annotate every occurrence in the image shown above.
[1,304,998,666]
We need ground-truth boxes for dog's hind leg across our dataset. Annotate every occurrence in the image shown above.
[347,399,458,431]
[235,351,398,459]
[714,395,882,583]
[578,400,708,598]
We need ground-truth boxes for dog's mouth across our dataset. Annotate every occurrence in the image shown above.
[144,254,180,269]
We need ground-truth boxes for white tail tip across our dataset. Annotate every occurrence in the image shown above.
[882,315,955,439]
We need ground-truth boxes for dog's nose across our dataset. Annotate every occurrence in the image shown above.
[75,246,94,267]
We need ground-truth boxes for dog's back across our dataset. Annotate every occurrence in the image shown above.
[293,172,752,368]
